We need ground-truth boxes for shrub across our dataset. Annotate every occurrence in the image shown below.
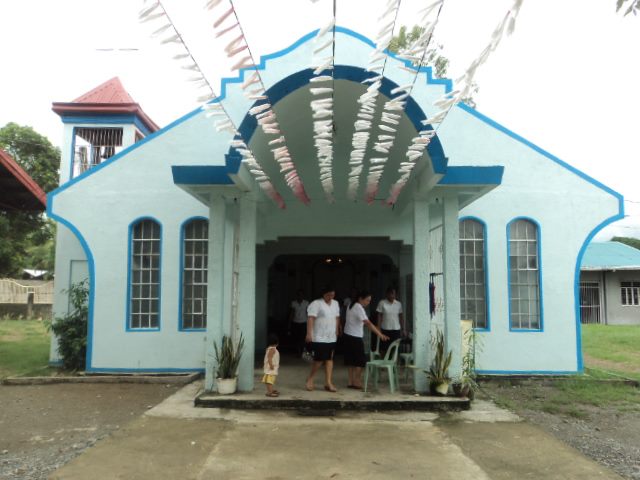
[48,280,89,371]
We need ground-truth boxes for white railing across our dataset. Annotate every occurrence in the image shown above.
[0,279,54,304]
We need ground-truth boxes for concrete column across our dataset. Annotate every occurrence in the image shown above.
[205,196,227,391]
[442,194,462,380]
[412,199,430,393]
[235,196,257,392]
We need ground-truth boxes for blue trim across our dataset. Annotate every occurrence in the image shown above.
[46,196,97,370]
[86,367,205,373]
[476,369,578,375]
[459,216,491,332]
[178,216,209,332]
[573,210,625,372]
[506,217,544,332]
[456,103,624,200]
[61,114,152,137]
[126,217,163,332]
[438,166,504,186]
[172,165,235,186]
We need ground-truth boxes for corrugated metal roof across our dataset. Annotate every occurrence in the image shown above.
[581,241,640,271]
[0,148,47,211]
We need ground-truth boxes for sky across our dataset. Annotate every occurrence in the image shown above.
[0,0,638,239]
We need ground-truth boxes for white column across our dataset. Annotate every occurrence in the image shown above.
[235,196,257,392]
[412,199,430,392]
[442,194,462,380]
[205,196,227,391]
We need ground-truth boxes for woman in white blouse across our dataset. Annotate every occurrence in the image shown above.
[376,287,405,353]
[344,291,389,389]
[305,286,341,392]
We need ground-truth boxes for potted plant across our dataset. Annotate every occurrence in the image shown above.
[426,329,452,395]
[214,334,244,395]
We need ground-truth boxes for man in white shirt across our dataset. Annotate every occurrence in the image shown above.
[305,286,341,392]
[376,287,405,353]
[288,290,309,354]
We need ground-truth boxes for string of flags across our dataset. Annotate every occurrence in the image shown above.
[207,0,311,205]
[346,0,401,202]
[386,0,523,205]
[308,1,337,203]
[139,0,286,208]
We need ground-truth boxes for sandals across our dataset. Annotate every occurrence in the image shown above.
[324,385,338,393]
[265,392,279,397]
[347,385,363,390]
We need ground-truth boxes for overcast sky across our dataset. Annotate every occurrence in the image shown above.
[0,0,638,239]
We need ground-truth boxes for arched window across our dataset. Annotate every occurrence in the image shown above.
[180,218,208,330]
[459,218,488,329]
[508,218,541,330]
[129,218,161,329]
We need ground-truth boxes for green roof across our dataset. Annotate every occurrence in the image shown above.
[581,241,640,271]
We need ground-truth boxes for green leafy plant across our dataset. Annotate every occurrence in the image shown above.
[213,334,244,379]
[47,280,89,371]
[460,327,483,397]
[426,329,452,384]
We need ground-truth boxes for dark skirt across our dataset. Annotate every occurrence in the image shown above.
[342,334,367,367]
[380,329,402,354]
[311,342,336,362]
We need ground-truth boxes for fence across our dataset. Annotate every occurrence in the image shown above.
[0,279,54,319]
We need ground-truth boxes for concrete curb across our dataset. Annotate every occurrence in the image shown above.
[1,372,202,386]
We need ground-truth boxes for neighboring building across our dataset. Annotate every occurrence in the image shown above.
[0,148,46,211]
[47,28,623,392]
[580,241,640,325]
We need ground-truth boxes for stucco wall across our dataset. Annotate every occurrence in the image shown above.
[603,271,640,325]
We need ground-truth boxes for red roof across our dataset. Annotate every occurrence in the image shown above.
[72,77,136,104]
[52,77,159,133]
[0,148,47,211]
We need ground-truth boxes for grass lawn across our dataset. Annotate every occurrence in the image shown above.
[485,324,640,417]
[0,319,56,378]
[582,324,640,381]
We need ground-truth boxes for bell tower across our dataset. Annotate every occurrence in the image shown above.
[52,77,159,184]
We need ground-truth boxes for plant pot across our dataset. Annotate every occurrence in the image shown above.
[430,381,450,396]
[216,377,237,395]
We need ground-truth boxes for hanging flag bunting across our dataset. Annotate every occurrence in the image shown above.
[385,0,524,205]
[307,3,337,203]
[139,0,287,209]
[344,0,402,202]
[205,0,311,205]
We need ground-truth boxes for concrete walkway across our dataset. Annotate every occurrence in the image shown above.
[50,382,623,480]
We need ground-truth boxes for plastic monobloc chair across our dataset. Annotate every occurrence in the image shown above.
[364,339,402,394]
[369,335,382,361]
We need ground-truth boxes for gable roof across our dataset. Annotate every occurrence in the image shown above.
[52,77,159,133]
[0,148,47,211]
[581,241,640,271]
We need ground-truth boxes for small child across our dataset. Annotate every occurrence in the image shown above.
[262,334,280,397]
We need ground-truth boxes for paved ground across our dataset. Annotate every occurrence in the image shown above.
[0,383,181,479]
[49,382,624,480]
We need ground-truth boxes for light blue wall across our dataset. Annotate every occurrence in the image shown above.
[48,28,621,374]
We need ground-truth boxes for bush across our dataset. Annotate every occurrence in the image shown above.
[48,280,88,370]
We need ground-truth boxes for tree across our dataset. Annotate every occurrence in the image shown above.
[389,25,478,108]
[612,236,640,251]
[0,123,60,277]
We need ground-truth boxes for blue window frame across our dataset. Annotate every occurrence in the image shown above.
[128,218,161,330]
[459,218,488,329]
[180,218,208,330]
[508,218,542,330]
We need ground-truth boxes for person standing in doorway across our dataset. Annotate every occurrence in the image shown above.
[288,290,309,354]
[376,287,405,353]
[344,291,389,389]
[305,286,340,392]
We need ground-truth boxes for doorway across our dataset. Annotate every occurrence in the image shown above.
[266,254,399,352]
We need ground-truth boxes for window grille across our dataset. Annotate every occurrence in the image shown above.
[621,281,640,306]
[508,219,541,330]
[129,219,161,329]
[72,128,123,177]
[459,219,487,329]
[181,219,209,329]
